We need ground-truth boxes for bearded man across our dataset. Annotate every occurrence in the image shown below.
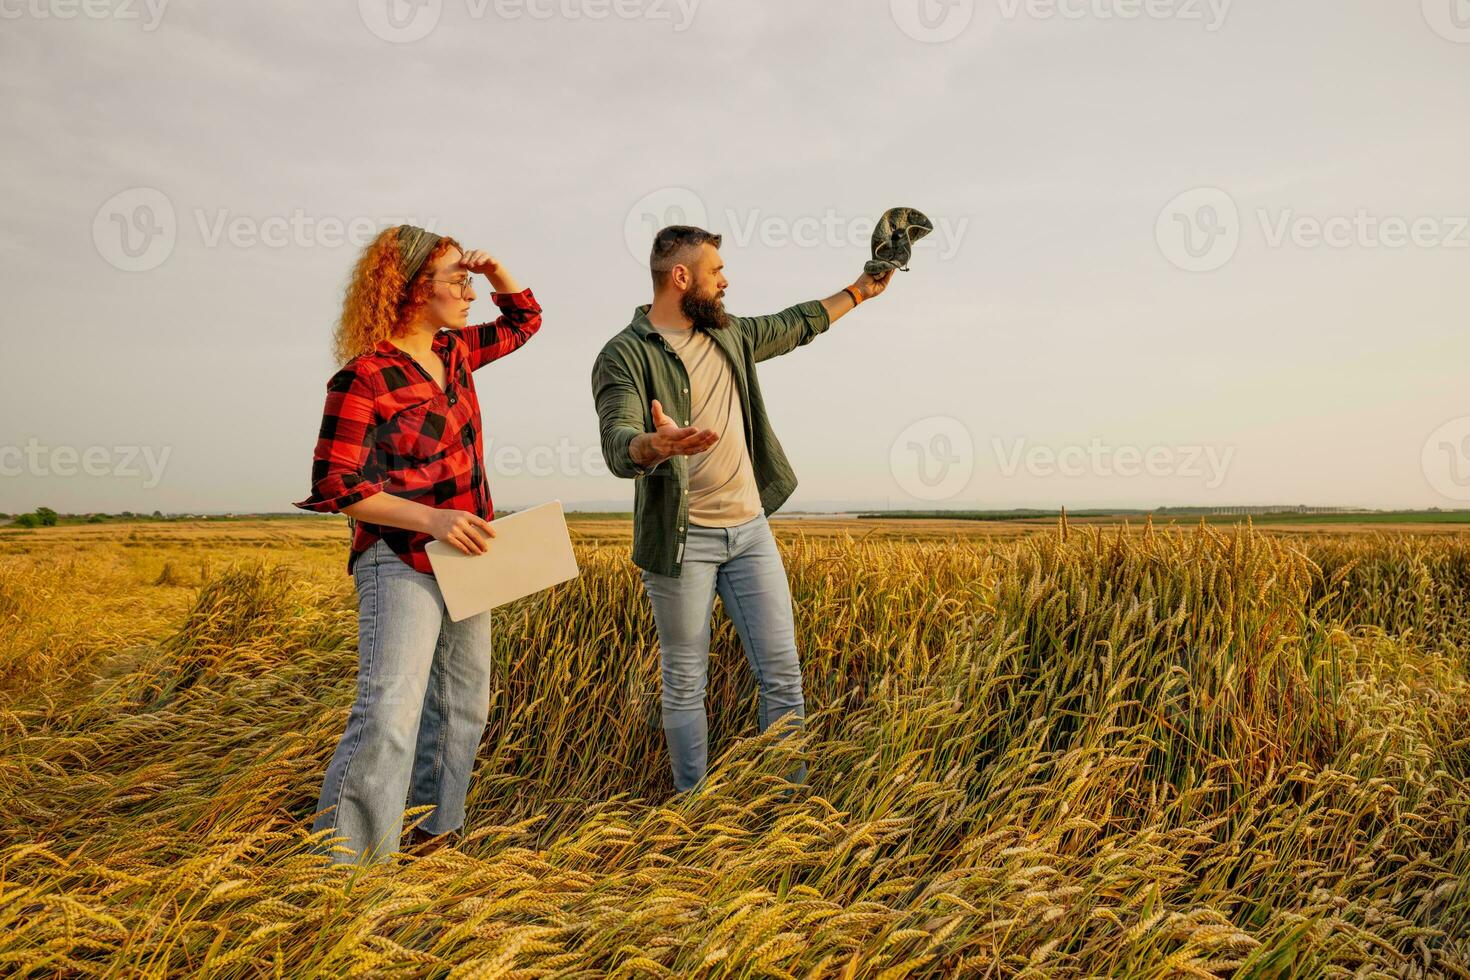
[590,224,894,794]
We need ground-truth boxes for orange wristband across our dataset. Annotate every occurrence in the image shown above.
[844,285,863,307]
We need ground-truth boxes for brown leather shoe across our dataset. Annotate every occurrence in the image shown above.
[406,826,459,856]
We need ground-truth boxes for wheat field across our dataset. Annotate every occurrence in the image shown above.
[0,516,1466,978]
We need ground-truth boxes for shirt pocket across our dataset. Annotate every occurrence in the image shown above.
[378,397,461,469]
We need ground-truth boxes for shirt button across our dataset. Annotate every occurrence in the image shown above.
[682,387,688,393]
[677,526,683,532]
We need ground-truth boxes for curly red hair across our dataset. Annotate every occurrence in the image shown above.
[333,227,462,366]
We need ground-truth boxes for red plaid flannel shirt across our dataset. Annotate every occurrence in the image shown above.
[294,288,542,575]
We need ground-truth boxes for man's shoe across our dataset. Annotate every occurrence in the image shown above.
[406,826,460,856]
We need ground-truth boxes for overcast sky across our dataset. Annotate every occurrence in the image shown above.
[2,0,1467,515]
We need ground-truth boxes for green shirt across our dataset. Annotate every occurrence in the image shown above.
[590,299,832,577]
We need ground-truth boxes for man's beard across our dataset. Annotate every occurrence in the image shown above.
[680,285,729,331]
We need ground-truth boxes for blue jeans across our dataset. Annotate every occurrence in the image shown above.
[310,538,493,865]
[640,511,807,793]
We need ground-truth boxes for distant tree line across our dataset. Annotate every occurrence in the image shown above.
[2,509,230,527]
[10,506,59,528]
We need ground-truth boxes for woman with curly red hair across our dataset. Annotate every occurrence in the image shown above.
[294,224,542,865]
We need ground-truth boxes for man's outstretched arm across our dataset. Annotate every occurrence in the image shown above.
[742,268,896,362]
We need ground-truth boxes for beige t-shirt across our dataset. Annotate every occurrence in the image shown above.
[652,324,764,527]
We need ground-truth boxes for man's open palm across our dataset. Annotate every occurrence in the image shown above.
[649,398,719,461]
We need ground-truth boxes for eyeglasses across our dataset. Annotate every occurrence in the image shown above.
[426,274,474,299]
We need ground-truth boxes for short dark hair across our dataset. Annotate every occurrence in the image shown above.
[650,225,721,288]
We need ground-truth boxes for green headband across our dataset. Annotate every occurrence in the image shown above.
[396,224,442,282]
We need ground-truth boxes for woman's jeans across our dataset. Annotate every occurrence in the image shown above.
[310,538,493,865]
[639,511,807,793]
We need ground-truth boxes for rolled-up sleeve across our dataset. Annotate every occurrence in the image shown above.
[737,300,831,362]
[591,347,657,480]
[292,365,386,513]
[459,287,543,372]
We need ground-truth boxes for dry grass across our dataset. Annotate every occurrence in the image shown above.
[0,516,1466,977]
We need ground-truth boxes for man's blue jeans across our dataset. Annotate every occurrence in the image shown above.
[310,538,493,865]
[640,511,808,793]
